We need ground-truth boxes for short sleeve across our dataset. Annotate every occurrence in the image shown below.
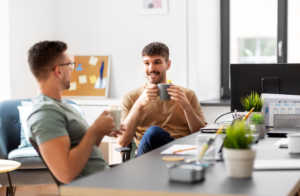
[27,109,68,145]
[190,92,208,125]
[119,93,133,122]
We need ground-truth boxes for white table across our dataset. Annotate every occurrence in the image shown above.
[0,160,21,196]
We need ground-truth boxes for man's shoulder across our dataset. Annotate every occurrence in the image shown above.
[30,94,65,118]
[177,85,196,96]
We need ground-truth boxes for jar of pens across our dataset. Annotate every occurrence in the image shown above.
[196,125,224,166]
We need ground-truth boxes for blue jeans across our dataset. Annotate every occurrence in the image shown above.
[136,126,175,157]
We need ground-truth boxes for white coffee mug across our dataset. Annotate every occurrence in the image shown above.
[109,109,121,131]
[288,133,300,154]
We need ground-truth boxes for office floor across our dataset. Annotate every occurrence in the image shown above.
[0,184,58,196]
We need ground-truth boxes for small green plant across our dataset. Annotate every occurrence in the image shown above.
[223,120,253,149]
[251,113,264,125]
[240,91,264,111]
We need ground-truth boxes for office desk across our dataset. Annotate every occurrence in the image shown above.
[60,133,300,196]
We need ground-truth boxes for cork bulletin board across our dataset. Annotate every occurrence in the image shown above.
[62,55,111,98]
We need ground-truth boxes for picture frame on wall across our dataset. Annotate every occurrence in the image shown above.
[139,0,168,15]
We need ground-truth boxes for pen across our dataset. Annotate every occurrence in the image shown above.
[173,147,196,154]
[198,125,224,160]
[100,61,104,82]
[244,107,254,120]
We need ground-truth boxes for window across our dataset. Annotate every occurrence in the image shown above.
[288,0,300,63]
[221,0,287,98]
[238,38,276,63]
[0,0,11,101]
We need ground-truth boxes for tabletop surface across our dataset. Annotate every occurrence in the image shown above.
[61,132,300,196]
[0,159,21,173]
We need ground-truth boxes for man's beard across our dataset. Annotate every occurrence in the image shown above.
[146,70,166,84]
[62,78,70,90]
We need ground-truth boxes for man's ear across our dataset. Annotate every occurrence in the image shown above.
[53,66,62,78]
[167,60,171,70]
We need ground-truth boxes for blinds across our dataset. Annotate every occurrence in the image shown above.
[0,0,11,101]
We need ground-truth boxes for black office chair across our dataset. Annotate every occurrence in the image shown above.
[115,142,132,162]
[29,138,63,187]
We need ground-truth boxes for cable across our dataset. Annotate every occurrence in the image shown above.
[214,112,234,124]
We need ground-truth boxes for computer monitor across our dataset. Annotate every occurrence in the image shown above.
[230,64,300,112]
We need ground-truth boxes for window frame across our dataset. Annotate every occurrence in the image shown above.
[220,0,288,98]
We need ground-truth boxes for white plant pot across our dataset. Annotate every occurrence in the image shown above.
[255,124,265,138]
[245,111,262,126]
[223,148,256,178]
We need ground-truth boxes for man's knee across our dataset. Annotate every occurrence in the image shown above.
[143,126,168,140]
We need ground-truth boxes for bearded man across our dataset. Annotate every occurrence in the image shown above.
[118,42,207,156]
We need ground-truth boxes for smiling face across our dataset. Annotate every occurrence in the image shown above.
[143,55,171,84]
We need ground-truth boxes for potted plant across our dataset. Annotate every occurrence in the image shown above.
[240,91,264,125]
[222,120,256,178]
[250,113,265,139]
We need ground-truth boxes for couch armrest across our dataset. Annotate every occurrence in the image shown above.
[114,147,131,152]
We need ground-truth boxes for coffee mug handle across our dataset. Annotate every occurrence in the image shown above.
[156,85,160,96]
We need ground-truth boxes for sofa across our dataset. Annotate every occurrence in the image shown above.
[0,99,76,190]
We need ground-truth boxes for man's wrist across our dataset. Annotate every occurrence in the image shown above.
[134,99,144,111]
[182,102,193,112]
[89,125,104,141]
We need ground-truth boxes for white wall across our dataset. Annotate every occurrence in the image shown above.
[8,0,220,100]
[56,0,187,98]
[0,0,11,101]
[197,0,221,101]
[9,0,57,99]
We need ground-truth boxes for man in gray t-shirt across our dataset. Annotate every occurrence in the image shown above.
[27,41,123,183]
[27,94,109,178]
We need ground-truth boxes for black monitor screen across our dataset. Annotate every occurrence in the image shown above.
[230,64,300,112]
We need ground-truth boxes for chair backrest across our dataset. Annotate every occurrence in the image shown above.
[29,138,63,187]
[0,99,77,159]
[0,99,31,159]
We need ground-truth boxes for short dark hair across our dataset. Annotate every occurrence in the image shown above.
[142,42,169,62]
[28,40,67,80]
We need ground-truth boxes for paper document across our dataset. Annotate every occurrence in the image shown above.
[69,82,77,91]
[89,56,98,66]
[160,144,214,155]
[89,75,97,84]
[79,75,87,84]
[274,138,288,146]
[254,159,300,170]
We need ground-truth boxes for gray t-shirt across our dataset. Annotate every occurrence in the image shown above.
[27,94,109,178]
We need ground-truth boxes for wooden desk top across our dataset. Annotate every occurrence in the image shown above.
[60,133,300,196]
[0,159,21,173]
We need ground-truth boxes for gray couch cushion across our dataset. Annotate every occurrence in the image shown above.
[0,169,55,187]
[8,147,46,169]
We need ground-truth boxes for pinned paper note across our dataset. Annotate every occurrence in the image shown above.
[89,56,98,66]
[69,82,77,91]
[75,63,83,71]
[79,75,87,84]
[89,75,97,84]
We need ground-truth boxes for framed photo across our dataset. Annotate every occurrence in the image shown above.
[139,0,168,15]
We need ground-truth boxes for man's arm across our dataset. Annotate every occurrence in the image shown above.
[37,111,115,184]
[118,102,143,147]
[39,129,100,184]
[181,103,206,133]
[168,86,206,133]
[118,85,158,147]
[96,126,124,147]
